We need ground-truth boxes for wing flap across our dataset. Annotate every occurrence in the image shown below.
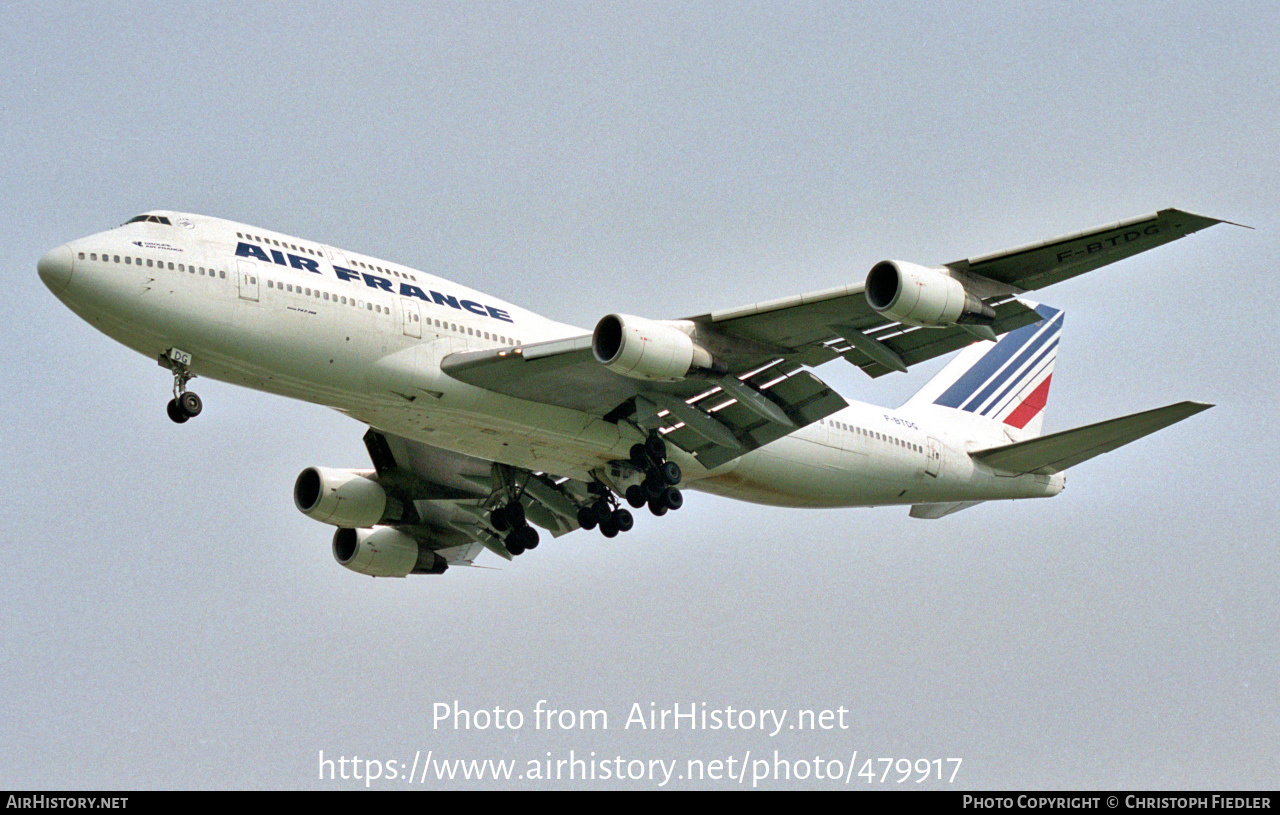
[663,366,847,469]
[840,299,1043,378]
[970,401,1212,475]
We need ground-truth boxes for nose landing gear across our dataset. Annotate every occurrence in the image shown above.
[161,348,202,424]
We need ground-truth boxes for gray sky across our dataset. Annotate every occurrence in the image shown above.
[3,1,1277,789]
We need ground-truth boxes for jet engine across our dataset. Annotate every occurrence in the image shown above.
[331,526,447,577]
[592,313,714,381]
[294,466,389,528]
[864,260,995,327]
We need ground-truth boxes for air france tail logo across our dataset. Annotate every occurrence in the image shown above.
[934,305,1062,426]
[235,241,513,323]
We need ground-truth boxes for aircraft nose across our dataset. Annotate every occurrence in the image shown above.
[38,244,74,296]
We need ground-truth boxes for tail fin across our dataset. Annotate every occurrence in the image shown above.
[904,303,1063,440]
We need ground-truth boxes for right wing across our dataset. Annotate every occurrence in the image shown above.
[362,428,591,562]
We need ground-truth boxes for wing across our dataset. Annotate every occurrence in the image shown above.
[442,341,845,469]
[693,208,1226,378]
[442,209,1226,468]
[362,428,590,563]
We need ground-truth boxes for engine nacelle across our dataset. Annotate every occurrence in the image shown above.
[331,527,446,577]
[294,467,388,528]
[592,313,712,381]
[865,260,995,327]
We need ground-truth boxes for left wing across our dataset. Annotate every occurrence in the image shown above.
[442,209,1227,468]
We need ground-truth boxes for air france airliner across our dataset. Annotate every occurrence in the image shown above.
[38,209,1223,576]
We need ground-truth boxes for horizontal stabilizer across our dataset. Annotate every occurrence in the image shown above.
[971,401,1212,475]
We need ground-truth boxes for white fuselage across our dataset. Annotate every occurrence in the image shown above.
[40,211,1062,511]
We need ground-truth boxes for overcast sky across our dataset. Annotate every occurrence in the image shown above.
[3,1,1277,790]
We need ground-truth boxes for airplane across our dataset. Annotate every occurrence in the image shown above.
[37,208,1226,577]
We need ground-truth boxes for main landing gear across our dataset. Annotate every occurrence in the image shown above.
[161,348,202,424]
[625,432,683,517]
[577,432,683,538]
[576,482,635,539]
[491,499,539,556]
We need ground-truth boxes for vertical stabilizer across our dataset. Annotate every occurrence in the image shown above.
[904,303,1063,441]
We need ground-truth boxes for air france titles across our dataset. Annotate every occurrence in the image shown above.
[234,242,513,323]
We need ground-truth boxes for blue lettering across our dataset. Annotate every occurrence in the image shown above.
[270,249,286,266]
[235,242,271,262]
[399,283,429,301]
[288,254,321,274]
[431,291,461,310]
[333,265,361,282]
[460,300,488,316]
[362,273,393,292]
[486,306,513,323]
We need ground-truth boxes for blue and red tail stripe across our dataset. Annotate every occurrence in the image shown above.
[933,305,1063,426]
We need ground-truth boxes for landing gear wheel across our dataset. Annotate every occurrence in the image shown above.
[625,485,647,508]
[645,434,666,461]
[630,443,650,468]
[591,499,613,525]
[577,506,598,531]
[600,519,619,538]
[506,533,526,556]
[166,399,189,424]
[662,486,683,511]
[648,498,668,517]
[659,460,681,485]
[178,391,202,418]
[505,501,525,529]
[612,508,634,532]
[519,526,539,550]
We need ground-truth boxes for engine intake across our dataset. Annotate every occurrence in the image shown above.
[592,314,713,381]
[332,527,447,577]
[865,260,995,327]
[294,467,389,528]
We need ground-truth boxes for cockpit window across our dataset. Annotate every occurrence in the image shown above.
[125,214,173,225]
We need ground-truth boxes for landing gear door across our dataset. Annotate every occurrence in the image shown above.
[401,298,422,338]
[237,259,260,302]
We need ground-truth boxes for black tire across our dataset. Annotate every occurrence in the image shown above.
[506,533,526,556]
[521,526,540,550]
[491,504,510,532]
[646,434,666,461]
[179,391,202,417]
[648,498,668,517]
[612,508,634,532]
[644,475,664,499]
[660,460,682,485]
[577,506,598,531]
[592,500,612,525]
[600,520,618,538]
[663,486,683,511]
[506,501,525,529]
[166,399,188,424]
[630,443,650,468]
[625,485,647,508]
